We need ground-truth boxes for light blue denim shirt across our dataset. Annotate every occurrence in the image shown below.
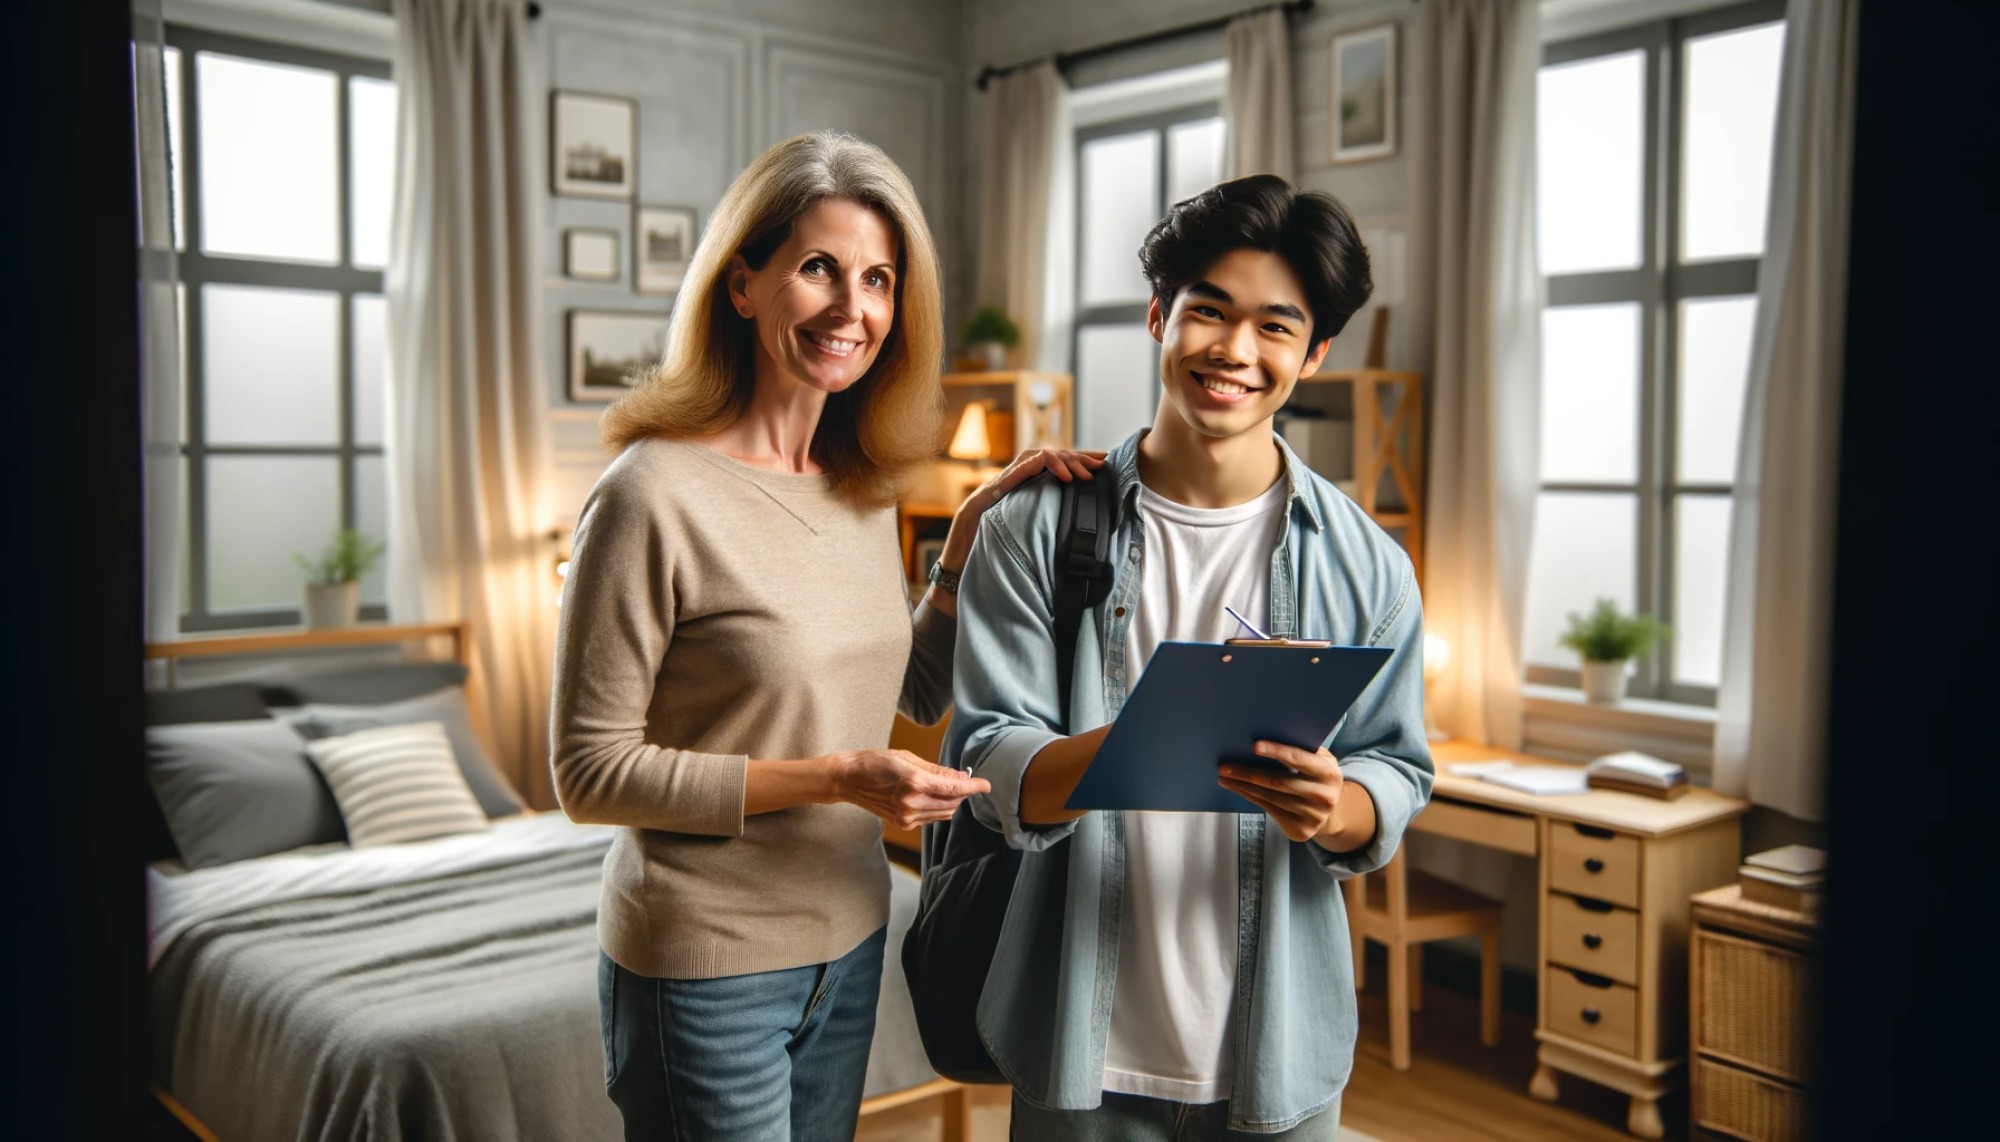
[942,429,1434,1132]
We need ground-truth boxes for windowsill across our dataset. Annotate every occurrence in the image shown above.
[1520,682,1717,779]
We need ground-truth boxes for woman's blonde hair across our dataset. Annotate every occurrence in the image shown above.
[600,132,943,507]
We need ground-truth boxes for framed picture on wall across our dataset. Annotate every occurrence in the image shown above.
[551,91,636,199]
[563,227,620,282]
[567,309,668,402]
[634,206,699,295]
[1330,23,1398,164]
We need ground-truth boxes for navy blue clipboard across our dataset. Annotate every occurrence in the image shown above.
[1064,640,1394,813]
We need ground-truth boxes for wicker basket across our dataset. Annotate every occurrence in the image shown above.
[1694,1058,1806,1141]
[1696,929,1810,1081]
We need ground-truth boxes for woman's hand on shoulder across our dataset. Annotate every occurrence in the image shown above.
[957,448,1106,523]
[827,748,990,831]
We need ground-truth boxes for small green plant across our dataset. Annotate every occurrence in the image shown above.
[293,528,387,586]
[1558,598,1667,663]
[958,305,1021,349]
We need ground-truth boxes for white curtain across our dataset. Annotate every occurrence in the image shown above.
[387,0,558,806]
[1713,0,1858,822]
[134,0,184,647]
[976,62,1072,373]
[1224,7,1295,182]
[1408,0,1542,750]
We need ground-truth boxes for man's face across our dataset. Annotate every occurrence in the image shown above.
[1149,247,1332,441]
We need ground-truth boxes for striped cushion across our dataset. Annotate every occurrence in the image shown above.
[303,721,489,847]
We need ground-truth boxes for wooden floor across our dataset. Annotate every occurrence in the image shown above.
[858,949,1683,1142]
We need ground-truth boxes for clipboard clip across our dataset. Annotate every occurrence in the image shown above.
[1224,636,1335,649]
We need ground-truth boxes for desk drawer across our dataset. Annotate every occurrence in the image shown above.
[1547,893,1640,984]
[1549,824,1642,909]
[1417,798,1538,856]
[1546,966,1639,1057]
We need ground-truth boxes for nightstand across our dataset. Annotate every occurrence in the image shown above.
[1689,884,1818,1141]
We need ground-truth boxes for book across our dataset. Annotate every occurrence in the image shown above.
[1476,765,1590,796]
[1586,773,1690,800]
[1739,864,1823,912]
[1743,843,1826,877]
[1584,750,1687,789]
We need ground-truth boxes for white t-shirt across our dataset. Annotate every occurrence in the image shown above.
[1102,476,1289,1104]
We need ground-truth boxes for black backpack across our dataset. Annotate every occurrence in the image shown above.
[900,472,1117,1084]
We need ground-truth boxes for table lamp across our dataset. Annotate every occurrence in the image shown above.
[947,401,1009,498]
[1422,632,1451,742]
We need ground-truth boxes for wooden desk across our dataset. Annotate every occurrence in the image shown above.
[1418,741,1749,1139]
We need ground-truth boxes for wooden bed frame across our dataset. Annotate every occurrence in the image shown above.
[144,621,977,1141]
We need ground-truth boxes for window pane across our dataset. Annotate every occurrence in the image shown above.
[352,293,386,446]
[1538,51,1645,274]
[1080,131,1160,306]
[349,76,395,269]
[1677,295,1757,484]
[1525,492,1638,669]
[206,456,340,612]
[355,455,388,607]
[165,46,185,250]
[1673,494,1732,687]
[1682,22,1786,262]
[1166,117,1224,206]
[1076,324,1156,451]
[1540,303,1641,483]
[197,52,338,264]
[203,284,340,445]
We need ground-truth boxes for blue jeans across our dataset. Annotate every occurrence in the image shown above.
[1010,1091,1342,1141]
[598,927,886,1141]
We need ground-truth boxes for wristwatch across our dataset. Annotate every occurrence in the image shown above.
[925,561,962,594]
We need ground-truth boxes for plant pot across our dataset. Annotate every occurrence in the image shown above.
[303,580,361,629]
[1580,659,1629,704]
[975,341,1007,371]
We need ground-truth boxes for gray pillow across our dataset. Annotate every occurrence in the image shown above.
[146,682,269,726]
[289,686,525,819]
[259,662,470,708]
[146,719,346,870]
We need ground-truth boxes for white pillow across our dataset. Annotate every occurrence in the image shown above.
[303,721,489,847]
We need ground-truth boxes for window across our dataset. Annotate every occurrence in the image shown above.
[1526,2,1785,705]
[162,29,395,631]
[1072,106,1225,450]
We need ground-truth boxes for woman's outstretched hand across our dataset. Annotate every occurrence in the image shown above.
[829,748,990,831]
[958,448,1108,523]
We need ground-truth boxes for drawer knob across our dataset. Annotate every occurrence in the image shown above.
[1583,933,1603,950]
[1584,858,1605,874]
[1582,1007,1602,1025]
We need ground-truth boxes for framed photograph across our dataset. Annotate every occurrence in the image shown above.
[1330,23,1398,164]
[567,310,668,403]
[551,91,636,200]
[634,206,699,295]
[563,228,620,282]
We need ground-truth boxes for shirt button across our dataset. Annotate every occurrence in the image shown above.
[1114,607,1127,617]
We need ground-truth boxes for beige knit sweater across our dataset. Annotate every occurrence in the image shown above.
[551,437,954,980]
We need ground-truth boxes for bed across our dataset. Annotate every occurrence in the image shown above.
[144,622,969,1142]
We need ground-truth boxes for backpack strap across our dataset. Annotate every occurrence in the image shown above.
[1051,474,1117,728]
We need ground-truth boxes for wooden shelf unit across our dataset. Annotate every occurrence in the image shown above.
[1285,368,1426,583]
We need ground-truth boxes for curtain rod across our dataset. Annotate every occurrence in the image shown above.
[975,0,1314,91]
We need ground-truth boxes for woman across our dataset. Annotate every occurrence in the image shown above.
[552,131,1101,1140]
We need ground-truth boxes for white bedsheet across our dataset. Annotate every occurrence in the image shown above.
[146,810,614,968]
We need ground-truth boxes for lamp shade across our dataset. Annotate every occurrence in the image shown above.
[948,402,991,460]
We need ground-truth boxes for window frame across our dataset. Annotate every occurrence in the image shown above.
[166,26,391,632]
[1070,101,1222,447]
[1530,0,1785,707]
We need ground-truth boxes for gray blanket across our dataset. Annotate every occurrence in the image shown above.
[152,846,937,1141]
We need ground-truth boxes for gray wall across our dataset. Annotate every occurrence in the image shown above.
[540,0,966,525]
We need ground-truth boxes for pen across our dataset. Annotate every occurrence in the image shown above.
[1224,605,1270,641]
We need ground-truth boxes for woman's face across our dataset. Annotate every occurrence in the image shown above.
[728,197,900,397]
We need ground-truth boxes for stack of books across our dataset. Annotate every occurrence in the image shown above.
[1583,751,1689,800]
[1739,844,1826,912]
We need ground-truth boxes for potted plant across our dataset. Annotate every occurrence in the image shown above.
[958,305,1020,371]
[293,528,387,629]
[1558,597,1667,704]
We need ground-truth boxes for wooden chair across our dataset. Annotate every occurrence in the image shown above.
[1342,848,1504,1070]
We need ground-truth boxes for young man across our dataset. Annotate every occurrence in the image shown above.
[942,175,1434,1138]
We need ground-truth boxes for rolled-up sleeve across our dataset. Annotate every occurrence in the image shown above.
[1309,564,1435,878]
[941,498,1077,851]
[549,473,749,837]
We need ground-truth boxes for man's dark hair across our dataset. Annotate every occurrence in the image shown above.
[1137,174,1373,346]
